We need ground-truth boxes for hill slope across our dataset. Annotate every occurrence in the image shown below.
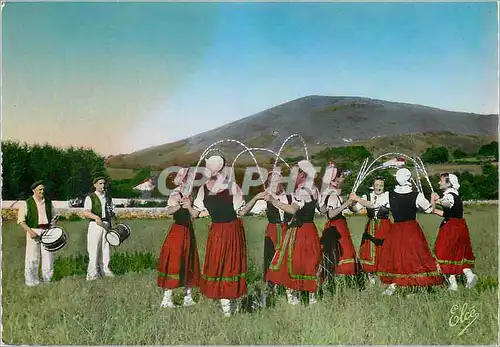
[107,96,498,168]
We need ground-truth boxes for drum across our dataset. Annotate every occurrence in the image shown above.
[41,227,68,252]
[105,223,131,246]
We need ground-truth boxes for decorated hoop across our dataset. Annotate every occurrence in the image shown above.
[230,147,291,185]
[272,133,310,175]
[186,139,265,194]
[351,152,434,194]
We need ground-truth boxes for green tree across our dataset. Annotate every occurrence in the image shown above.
[478,141,498,160]
[452,148,468,159]
[421,146,449,164]
[1,141,107,200]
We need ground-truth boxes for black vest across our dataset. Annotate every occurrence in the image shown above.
[289,195,317,228]
[389,190,419,223]
[203,185,237,223]
[324,194,346,221]
[173,192,192,226]
[366,193,390,220]
[442,192,463,219]
[267,195,293,224]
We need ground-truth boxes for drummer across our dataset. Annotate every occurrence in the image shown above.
[83,176,115,281]
[17,180,58,286]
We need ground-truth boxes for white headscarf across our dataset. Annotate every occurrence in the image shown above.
[205,155,225,176]
[269,170,282,183]
[174,167,189,185]
[297,159,316,177]
[396,168,412,186]
[448,173,460,190]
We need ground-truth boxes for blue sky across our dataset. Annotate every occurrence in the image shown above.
[3,2,498,155]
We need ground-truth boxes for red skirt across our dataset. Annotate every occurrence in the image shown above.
[157,223,201,289]
[434,218,475,274]
[359,219,391,273]
[264,223,288,280]
[266,222,321,292]
[378,220,443,286]
[323,219,359,275]
[200,219,247,299]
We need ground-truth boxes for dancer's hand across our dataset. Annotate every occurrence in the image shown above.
[254,191,266,200]
[180,197,192,208]
[349,193,359,202]
[431,193,440,202]
[263,191,271,202]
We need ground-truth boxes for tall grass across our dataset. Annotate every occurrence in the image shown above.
[1,207,498,345]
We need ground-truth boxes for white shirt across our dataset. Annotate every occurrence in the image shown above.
[167,187,183,208]
[392,185,433,213]
[439,188,459,209]
[84,191,112,218]
[270,192,291,221]
[193,180,246,214]
[319,187,343,210]
[292,184,320,210]
[352,191,390,215]
[17,197,56,225]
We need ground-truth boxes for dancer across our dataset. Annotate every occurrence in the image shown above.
[265,160,322,306]
[157,167,201,308]
[244,170,294,305]
[375,168,443,295]
[262,171,294,286]
[83,176,115,281]
[185,155,254,317]
[350,177,391,285]
[431,173,478,290]
[318,163,359,277]
[241,170,293,283]
[17,180,58,286]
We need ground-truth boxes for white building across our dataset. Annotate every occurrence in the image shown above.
[133,178,155,198]
[382,157,406,168]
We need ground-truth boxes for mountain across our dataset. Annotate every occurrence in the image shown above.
[106,95,498,169]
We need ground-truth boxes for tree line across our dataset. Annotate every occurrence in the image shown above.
[343,164,498,201]
[2,141,498,201]
[422,141,498,164]
[2,141,107,200]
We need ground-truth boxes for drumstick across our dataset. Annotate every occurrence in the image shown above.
[50,214,60,227]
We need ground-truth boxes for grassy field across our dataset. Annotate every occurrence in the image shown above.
[2,206,498,345]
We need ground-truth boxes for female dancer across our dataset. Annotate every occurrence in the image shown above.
[157,168,201,308]
[265,160,322,306]
[350,177,391,284]
[431,173,478,290]
[184,155,261,316]
[373,168,443,295]
[319,163,359,277]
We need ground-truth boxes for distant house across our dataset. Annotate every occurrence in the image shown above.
[382,157,406,168]
[133,178,156,198]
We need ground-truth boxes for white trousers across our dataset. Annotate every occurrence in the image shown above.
[25,228,54,286]
[86,222,111,280]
